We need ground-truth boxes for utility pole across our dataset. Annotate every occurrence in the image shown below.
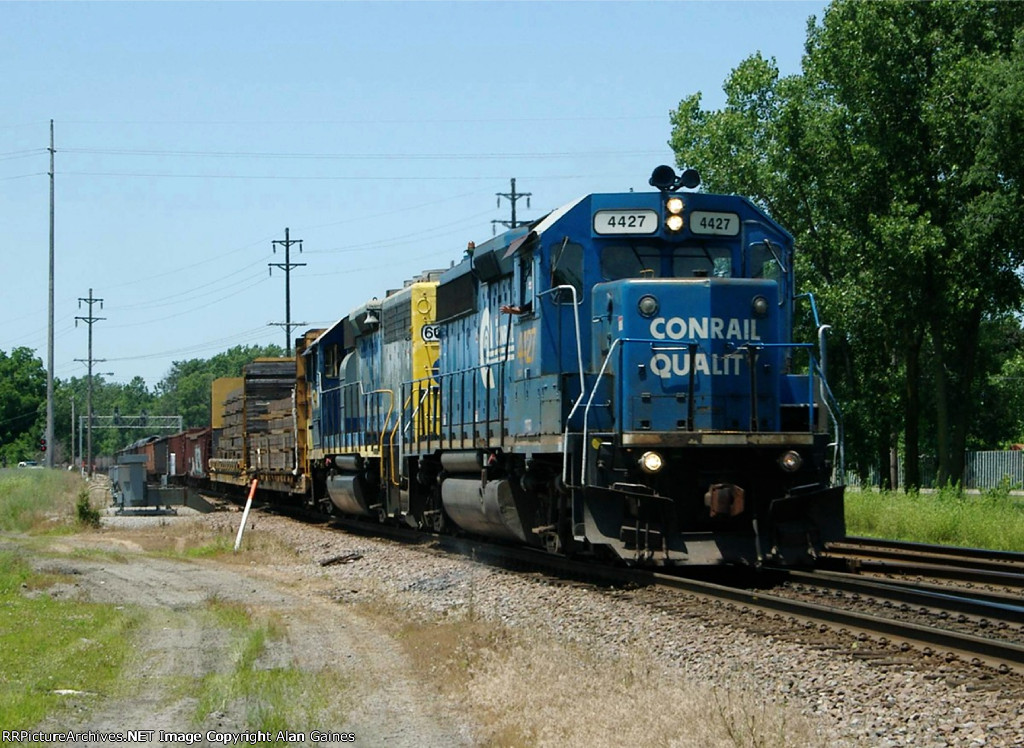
[269,227,307,350]
[75,289,104,478]
[70,394,75,471]
[491,178,533,234]
[45,119,55,468]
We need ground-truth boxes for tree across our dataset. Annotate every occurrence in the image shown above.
[669,0,1024,487]
[0,348,46,464]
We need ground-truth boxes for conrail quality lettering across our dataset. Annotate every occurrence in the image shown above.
[648,315,761,380]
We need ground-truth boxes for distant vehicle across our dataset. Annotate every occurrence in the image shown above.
[17,460,40,468]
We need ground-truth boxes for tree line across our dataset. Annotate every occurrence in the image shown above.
[669,0,1024,488]
[0,344,285,466]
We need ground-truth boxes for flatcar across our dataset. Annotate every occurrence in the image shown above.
[275,166,845,567]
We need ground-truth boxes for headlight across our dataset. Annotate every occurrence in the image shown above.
[666,197,684,215]
[639,451,664,474]
[637,294,659,317]
[778,450,803,472]
[752,295,769,317]
[665,214,684,232]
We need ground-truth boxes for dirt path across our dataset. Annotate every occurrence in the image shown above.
[31,528,473,747]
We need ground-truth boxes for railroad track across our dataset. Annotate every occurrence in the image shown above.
[824,536,1024,588]
[259,505,1024,677]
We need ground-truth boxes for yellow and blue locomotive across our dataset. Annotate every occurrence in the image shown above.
[294,166,845,566]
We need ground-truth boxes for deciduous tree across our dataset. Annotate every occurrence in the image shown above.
[669,0,1024,487]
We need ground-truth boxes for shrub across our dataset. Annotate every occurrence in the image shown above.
[75,490,101,528]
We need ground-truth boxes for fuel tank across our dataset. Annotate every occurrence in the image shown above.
[326,473,375,517]
[440,478,527,542]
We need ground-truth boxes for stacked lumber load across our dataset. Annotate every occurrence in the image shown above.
[210,359,296,476]
[249,394,297,471]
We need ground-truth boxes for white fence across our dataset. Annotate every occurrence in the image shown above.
[847,451,1024,490]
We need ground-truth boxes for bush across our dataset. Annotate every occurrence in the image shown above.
[75,490,100,528]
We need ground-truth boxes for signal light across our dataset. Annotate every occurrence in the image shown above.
[39,435,47,453]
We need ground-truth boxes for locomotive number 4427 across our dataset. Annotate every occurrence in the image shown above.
[690,210,741,236]
[593,209,658,235]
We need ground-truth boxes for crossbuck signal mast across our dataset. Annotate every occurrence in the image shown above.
[269,227,307,350]
[75,288,105,476]
[491,178,533,234]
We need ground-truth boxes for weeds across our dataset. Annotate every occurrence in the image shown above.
[845,485,1024,550]
[75,490,101,528]
[0,469,91,532]
[381,600,825,748]
[192,599,349,739]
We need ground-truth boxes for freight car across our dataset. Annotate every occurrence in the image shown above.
[210,167,845,567]
[117,427,212,486]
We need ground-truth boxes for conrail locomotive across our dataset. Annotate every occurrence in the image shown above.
[155,166,846,567]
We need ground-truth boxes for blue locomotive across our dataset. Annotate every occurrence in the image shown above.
[269,167,846,567]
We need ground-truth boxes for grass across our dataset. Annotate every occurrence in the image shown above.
[190,598,349,739]
[0,470,140,726]
[0,468,93,533]
[0,550,140,727]
[844,483,1024,550]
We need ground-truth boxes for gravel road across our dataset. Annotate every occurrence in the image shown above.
[31,511,472,748]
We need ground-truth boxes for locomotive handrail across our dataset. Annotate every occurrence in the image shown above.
[403,361,505,452]
[537,284,585,402]
[570,336,623,486]
[368,388,395,489]
[795,292,822,327]
[331,379,396,454]
[571,335,844,487]
[809,354,845,482]
[795,292,831,382]
[388,392,413,486]
[571,336,698,486]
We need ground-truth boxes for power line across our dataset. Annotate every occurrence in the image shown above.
[55,115,665,126]
[99,325,278,363]
[59,146,664,161]
[56,171,590,181]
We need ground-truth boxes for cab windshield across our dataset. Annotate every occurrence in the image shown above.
[600,243,733,280]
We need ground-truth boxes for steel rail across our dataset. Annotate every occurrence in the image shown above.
[782,569,1024,627]
[827,538,1024,577]
[840,536,1024,565]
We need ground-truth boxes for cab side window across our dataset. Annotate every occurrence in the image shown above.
[749,241,786,304]
[551,241,583,304]
[518,252,535,313]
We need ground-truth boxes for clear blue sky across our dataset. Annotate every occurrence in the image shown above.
[1,1,826,388]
